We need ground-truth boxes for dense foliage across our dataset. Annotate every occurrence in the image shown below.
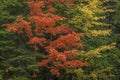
[0,0,120,80]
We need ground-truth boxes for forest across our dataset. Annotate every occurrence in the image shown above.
[0,0,120,80]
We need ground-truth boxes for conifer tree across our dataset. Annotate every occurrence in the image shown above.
[66,0,116,79]
[0,0,28,26]
[108,0,120,79]
[0,0,42,80]
[4,0,88,79]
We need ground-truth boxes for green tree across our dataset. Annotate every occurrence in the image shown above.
[65,0,117,79]
[0,0,43,80]
[0,0,28,26]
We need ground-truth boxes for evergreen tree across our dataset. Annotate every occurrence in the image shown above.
[4,0,88,80]
[0,0,43,80]
[0,0,28,26]
[66,0,116,79]
[0,0,119,80]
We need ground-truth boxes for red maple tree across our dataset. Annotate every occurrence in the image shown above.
[4,0,88,77]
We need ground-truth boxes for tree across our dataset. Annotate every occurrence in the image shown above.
[112,0,120,48]
[4,0,88,79]
[66,0,116,79]
[0,0,42,80]
[0,0,28,26]
[108,0,120,79]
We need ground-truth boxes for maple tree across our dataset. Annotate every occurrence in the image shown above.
[4,0,88,77]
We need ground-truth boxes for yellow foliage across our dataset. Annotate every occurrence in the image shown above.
[67,67,114,80]
[89,67,114,80]
[90,73,97,80]
[88,30,111,37]
[68,0,116,79]
[79,43,116,58]
[70,0,111,37]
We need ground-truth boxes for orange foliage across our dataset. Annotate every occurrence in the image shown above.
[4,16,32,38]
[4,0,88,76]
[49,32,84,49]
